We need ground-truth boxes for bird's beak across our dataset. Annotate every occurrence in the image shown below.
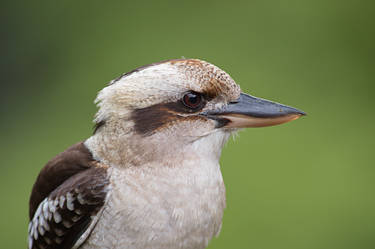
[204,93,306,128]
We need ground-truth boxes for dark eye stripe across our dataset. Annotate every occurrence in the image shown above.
[132,92,208,136]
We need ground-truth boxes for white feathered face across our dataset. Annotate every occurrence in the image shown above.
[94,59,241,138]
[89,59,304,165]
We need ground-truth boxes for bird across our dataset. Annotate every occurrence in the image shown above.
[28,59,305,249]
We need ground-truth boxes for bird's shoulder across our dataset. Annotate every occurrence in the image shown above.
[28,141,110,249]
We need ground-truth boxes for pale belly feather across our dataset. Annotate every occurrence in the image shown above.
[82,161,226,249]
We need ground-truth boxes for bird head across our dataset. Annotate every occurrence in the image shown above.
[87,59,305,166]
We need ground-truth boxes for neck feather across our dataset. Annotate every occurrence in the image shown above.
[84,128,231,168]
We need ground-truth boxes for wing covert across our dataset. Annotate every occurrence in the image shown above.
[28,142,109,249]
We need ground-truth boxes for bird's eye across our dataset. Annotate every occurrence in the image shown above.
[182,92,204,110]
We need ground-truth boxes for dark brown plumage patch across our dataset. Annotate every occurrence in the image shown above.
[132,99,208,136]
[29,142,94,219]
[28,142,109,249]
[132,102,183,136]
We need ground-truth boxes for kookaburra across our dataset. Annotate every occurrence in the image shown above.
[28,59,304,249]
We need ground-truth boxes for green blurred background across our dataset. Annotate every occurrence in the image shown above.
[2,0,375,248]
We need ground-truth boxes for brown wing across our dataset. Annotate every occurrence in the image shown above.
[28,142,109,249]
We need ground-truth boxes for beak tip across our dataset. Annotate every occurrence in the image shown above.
[285,106,306,117]
[297,110,307,116]
[286,110,306,123]
[295,112,306,118]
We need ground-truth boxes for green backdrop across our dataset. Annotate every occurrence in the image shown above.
[2,0,375,248]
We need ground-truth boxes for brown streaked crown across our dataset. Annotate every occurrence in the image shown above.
[109,58,240,102]
[170,59,240,101]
